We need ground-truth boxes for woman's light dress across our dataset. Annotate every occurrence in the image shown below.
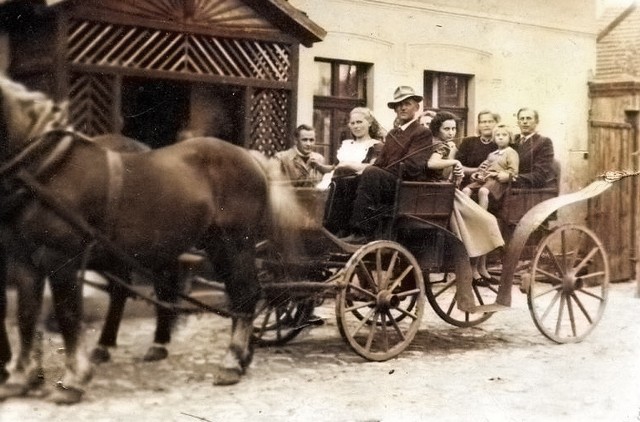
[316,138,381,190]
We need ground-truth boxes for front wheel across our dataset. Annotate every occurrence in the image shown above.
[527,224,609,343]
[425,272,496,327]
[252,299,315,347]
[336,241,425,361]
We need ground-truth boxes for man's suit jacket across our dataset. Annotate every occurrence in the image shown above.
[374,120,432,180]
[514,133,555,188]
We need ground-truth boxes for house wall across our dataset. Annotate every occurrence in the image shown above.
[290,0,598,192]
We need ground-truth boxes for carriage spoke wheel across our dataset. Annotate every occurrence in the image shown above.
[425,272,497,327]
[252,298,315,347]
[336,241,425,361]
[528,224,609,343]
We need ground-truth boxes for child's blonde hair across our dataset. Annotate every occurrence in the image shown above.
[492,123,514,143]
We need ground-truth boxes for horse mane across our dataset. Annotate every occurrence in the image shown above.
[0,74,71,144]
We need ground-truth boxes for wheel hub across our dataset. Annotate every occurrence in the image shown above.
[562,270,582,293]
[376,290,399,311]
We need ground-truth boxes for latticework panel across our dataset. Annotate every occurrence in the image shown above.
[249,88,290,156]
[67,19,291,82]
[68,73,117,136]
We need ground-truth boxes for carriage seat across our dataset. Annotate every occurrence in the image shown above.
[395,180,456,228]
[496,159,561,225]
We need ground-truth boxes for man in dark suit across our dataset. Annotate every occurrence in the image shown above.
[340,86,433,243]
[508,108,556,188]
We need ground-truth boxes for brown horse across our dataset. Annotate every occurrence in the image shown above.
[0,75,304,403]
[0,132,152,384]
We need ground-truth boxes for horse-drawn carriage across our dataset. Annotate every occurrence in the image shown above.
[0,74,626,404]
[243,168,614,361]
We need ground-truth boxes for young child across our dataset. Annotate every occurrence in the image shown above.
[462,124,519,209]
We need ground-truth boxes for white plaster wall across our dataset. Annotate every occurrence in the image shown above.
[291,0,598,190]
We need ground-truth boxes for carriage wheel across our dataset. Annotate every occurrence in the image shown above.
[346,293,418,325]
[528,224,609,343]
[425,272,496,327]
[252,298,315,347]
[336,241,425,361]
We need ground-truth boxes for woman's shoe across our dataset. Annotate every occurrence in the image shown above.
[472,277,489,287]
[480,275,500,285]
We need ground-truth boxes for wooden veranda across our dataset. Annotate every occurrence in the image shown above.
[0,0,325,153]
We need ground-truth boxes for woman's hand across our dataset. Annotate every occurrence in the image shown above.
[452,161,464,179]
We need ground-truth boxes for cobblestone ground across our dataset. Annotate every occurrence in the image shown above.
[1,282,640,422]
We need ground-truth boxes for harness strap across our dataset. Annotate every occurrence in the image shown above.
[33,134,75,178]
[105,150,124,237]
[0,135,51,177]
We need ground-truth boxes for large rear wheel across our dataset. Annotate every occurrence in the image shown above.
[336,241,425,361]
[527,224,609,343]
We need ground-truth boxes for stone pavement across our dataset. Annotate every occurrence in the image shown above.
[1,281,640,422]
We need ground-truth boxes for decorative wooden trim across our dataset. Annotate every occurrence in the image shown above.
[67,19,294,83]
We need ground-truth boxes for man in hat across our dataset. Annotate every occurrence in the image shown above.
[340,86,433,243]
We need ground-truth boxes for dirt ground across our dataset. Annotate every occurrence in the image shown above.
[1,281,639,422]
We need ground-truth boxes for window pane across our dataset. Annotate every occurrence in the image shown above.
[315,61,332,96]
[313,108,332,159]
[438,75,466,108]
[337,64,360,98]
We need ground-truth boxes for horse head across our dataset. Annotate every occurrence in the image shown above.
[0,74,70,157]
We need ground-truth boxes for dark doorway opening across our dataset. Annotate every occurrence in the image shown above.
[121,77,190,148]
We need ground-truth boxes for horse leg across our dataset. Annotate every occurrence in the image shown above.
[91,280,129,364]
[0,246,10,384]
[0,260,46,400]
[144,268,181,362]
[46,268,93,405]
[211,231,261,386]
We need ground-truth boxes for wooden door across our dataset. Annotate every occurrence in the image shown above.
[588,119,638,281]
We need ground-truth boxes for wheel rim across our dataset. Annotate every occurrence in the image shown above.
[252,298,314,346]
[336,241,425,361]
[528,224,609,343]
[425,272,496,327]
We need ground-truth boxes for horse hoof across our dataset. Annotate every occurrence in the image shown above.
[0,368,8,385]
[90,347,111,364]
[213,366,242,386]
[48,382,84,405]
[0,383,29,400]
[143,346,168,362]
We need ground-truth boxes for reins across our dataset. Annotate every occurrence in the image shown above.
[0,131,76,178]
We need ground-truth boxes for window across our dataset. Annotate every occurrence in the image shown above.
[313,59,370,163]
[424,71,471,137]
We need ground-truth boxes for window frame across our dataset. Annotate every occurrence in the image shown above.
[313,58,370,163]
[424,71,472,138]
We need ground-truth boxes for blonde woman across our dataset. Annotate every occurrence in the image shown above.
[321,107,384,235]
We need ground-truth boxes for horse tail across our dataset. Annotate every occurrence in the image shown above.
[248,151,313,258]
